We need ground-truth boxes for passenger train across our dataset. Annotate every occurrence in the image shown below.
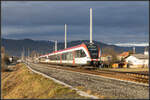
[38,43,101,67]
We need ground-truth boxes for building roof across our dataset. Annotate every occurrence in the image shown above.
[119,52,129,57]
[130,54,149,59]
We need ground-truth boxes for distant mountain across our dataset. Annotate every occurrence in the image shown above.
[1,38,146,57]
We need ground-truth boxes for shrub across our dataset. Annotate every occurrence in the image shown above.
[1,47,10,72]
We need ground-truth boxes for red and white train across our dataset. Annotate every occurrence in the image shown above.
[38,43,101,67]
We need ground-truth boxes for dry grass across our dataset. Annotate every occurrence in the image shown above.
[1,63,89,99]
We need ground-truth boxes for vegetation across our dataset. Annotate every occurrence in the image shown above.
[30,50,39,60]
[1,46,10,71]
[128,50,134,55]
[1,63,89,99]
[102,47,119,67]
[1,46,5,71]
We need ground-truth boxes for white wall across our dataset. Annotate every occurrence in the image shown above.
[125,56,148,67]
[144,51,149,55]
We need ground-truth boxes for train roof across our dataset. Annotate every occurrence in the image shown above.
[39,42,100,58]
[39,43,86,57]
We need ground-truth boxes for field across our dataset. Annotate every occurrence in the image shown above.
[1,63,88,99]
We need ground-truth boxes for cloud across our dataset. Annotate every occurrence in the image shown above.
[114,43,149,47]
[1,1,149,44]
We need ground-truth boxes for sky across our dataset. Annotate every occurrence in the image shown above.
[1,1,149,45]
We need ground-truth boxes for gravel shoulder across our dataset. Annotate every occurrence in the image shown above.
[28,63,149,99]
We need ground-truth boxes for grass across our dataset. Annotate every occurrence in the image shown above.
[1,63,89,99]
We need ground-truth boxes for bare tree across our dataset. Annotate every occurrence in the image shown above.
[1,47,5,71]
[102,47,119,66]
[30,50,37,60]
[1,47,10,71]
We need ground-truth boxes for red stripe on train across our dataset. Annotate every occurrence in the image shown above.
[91,59,99,61]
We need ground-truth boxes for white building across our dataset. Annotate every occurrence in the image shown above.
[9,57,13,62]
[125,54,149,68]
[144,47,149,55]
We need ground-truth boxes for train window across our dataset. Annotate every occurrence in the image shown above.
[70,52,73,60]
[62,54,65,60]
[57,55,60,60]
[54,55,60,60]
[40,57,46,61]
[62,53,67,60]
[52,56,54,60]
[63,53,65,60]
[75,50,86,58]
[49,55,57,60]
[49,55,53,60]
[49,56,51,60]
[61,52,73,60]
[80,50,86,57]
[75,50,79,58]
[67,52,73,60]
[55,55,57,60]
[66,53,69,60]
[65,53,67,60]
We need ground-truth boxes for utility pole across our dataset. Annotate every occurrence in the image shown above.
[90,8,93,44]
[133,46,135,54]
[21,47,24,61]
[49,40,58,51]
[65,24,67,49]
[55,40,57,51]
[28,48,30,60]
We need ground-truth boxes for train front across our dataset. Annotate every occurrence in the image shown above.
[86,43,101,67]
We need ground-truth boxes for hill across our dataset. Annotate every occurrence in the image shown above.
[1,38,145,57]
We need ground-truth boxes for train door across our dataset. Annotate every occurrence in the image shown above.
[60,54,62,64]
[66,52,73,64]
[75,49,87,65]
[73,51,75,65]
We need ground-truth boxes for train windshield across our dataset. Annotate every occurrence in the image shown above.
[87,44,98,59]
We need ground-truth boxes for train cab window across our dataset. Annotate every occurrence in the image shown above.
[87,44,98,59]
[80,50,86,57]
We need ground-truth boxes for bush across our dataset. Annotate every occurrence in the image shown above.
[1,56,10,72]
[1,47,10,72]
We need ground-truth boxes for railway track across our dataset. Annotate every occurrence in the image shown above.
[37,63,149,84]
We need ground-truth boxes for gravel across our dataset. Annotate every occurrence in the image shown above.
[28,63,149,99]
